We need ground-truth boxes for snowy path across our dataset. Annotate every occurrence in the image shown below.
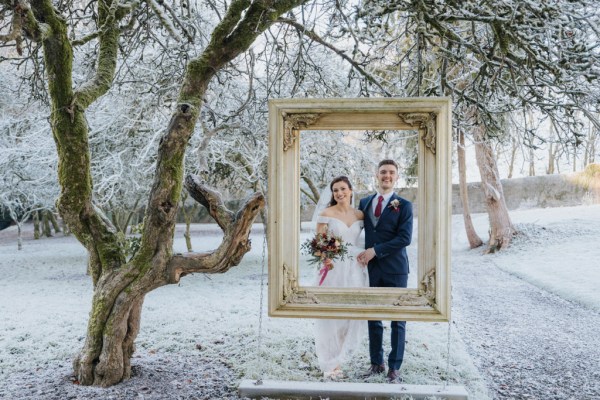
[452,247,600,400]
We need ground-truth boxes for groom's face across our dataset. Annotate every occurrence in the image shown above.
[376,164,398,193]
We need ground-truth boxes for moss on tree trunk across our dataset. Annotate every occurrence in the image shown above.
[29,0,304,388]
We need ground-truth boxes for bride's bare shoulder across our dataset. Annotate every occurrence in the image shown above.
[319,207,335,217]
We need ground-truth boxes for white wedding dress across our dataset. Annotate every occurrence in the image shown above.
[313,216,369,374]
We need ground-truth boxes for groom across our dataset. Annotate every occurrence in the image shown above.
[357,159,413,383]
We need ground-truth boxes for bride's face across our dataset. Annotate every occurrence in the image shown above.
[332,181,352,205]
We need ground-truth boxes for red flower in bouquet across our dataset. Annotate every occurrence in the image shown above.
[301,231,351,285]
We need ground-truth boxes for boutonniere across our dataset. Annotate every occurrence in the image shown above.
[388,199,401,212]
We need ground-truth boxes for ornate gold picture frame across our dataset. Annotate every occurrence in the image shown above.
[268,98,452,321]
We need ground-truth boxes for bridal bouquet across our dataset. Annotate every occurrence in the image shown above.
[301,231,351,286]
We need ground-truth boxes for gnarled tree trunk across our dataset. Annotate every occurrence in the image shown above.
[49,210,62,233]
[33,210,40,239]
[42,209,52,237]
[26,0,305,387]
[71,179,264,386]
[472,122,517,253]
[180,191,198,252]
[457,129,483,249]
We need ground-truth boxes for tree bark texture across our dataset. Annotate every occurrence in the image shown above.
[181,192,197,252]
[584,119,597,165]
[301,175,320,204]
[473,123,517,253]
[168,176,265,282]
[507,136,517,178]
[33,211,40,239]
[42,210,52,237]
[49,210,62,233]
[547,143,556,174]
[29,0,304,387]
[457,129,483,249]
[17,222,22,250]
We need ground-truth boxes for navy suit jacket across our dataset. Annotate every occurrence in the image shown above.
[359,193,413,276]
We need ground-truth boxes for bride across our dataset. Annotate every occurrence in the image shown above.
[312,176,369,379]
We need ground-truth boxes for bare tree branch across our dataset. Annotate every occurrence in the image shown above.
[72,0,137,110]
[167,174,265,282]
[277,17,391,96]
[184,174,233,231]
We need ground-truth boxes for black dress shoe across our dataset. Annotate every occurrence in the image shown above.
[387,369,402,383]
[363,363,385,377]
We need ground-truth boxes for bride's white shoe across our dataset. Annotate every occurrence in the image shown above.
[324,366,344,380]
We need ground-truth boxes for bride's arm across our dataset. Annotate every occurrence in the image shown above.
[355,209,364,220]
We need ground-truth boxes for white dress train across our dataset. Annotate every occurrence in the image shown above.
[313,216,369,374]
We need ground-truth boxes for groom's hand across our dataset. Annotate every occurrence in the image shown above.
[357,248,376,266]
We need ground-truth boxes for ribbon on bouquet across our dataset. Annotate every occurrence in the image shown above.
[318,265,329,286]
[318,259,334,286]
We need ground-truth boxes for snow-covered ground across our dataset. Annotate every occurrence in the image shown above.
[0,204,599,399]
[453,205,600,313]
[451,205,600,400]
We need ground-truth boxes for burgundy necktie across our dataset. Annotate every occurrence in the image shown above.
[374,195,384,217]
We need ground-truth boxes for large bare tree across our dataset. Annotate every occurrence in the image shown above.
[1,0,306,387]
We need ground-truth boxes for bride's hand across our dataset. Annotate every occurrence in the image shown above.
[357,248,375,266]
[357,253,366,266]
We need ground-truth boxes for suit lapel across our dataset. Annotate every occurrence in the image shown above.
[364,193,378,226]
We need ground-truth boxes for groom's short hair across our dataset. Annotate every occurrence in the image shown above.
[378,159,398,171]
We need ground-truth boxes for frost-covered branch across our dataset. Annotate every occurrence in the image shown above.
[360,0,600,131]
[277,17,391,96]
[71,1,140,47]
[145,0,193,42]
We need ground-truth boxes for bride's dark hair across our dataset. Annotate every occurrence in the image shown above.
[328,176,353,207]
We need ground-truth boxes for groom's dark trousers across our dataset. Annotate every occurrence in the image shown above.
[367,273,408,370]
[359,194,413,370]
